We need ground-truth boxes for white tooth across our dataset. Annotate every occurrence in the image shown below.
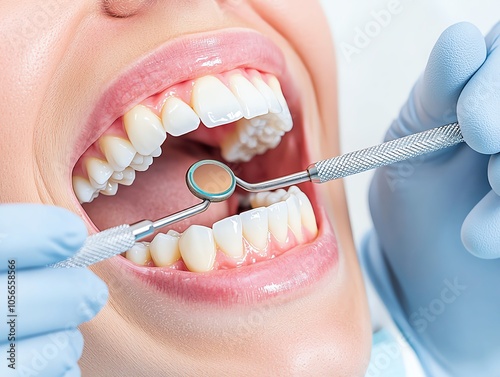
[264,192,284,207]
[213,215,244,258]
[89,191,99,202]
[100,136,136,171]
[258,127,280,144]
[167,229,180,237]
[149,232,181,267]
[125,243,152,265]
[112,171,123,181]
[73,176,97,203]
[111,167,135,186]
[130,163,148,172]
[221,142,244,162]
[266,135,282,149]
[121,167,136,185]
[236,125,252,142]
[151,147,162,158]
[275,189,287,198]
[288,187,318,237]
[221,132,257,163]
[250,117,266,129]
[229,74,268,119]
[249,192,269,209]
[268,202,288,244]
[268,76,293,132]
[252,77,282,114]
[178,225,216,272]
[241,134,257,148]
[161,96,200,136]
[130,155,153,172]
[132,153,144,165]
[123,105,167,155]
[285,194,303,243]
[100,181,118,196]
[89,177,107,190]
[85,158,113,186]
[240,208,268,251]
[191,76,243,128]
[223,120,252,160]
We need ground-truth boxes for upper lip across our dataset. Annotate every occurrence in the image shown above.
[71,28,286,169]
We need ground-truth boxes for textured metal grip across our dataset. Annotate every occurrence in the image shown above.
[313,123,463,183]
[49,225,136,268]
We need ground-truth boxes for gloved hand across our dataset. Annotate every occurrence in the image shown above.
[369,22,500,375]
[0,204,108,377]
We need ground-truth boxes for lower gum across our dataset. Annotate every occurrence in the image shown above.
[142,226,316,271]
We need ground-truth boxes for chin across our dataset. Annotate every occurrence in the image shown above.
[22,3,372,375]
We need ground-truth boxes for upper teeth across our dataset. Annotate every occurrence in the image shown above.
[73,70,293,204]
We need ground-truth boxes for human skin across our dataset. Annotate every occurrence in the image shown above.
[0,1,371,376]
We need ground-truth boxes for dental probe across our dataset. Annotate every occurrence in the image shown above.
[50,122,463,268]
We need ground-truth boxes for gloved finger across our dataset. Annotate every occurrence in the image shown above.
[457,22,500,154]
[388,22,486,140]
[461,190,500,259]
[0,268,107,342]
[0,204,87,271]
[63,365,82,377]
[488,154,500,194]
[485,21,500,47]
[0,329,83,377]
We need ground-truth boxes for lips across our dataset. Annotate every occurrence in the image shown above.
[72,28,339,305]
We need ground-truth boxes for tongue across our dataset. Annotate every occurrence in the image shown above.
[83,146,236,236]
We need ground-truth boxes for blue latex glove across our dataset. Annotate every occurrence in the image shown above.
[0,204,108,377]
[369,22,500,376]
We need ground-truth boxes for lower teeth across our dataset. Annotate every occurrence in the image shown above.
[124,186,318,272]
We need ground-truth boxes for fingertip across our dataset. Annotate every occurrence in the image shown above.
[73,334,84,364]
[84,270,109,316]
[461,190,500,259]
[488,155,500,194]
[45,205,88,254]
[0,204,88,267]
[457,46,500,154]
[64,366,82,377]
[422,22,486,113]
[485,21,500,49]
[67,328,85,360]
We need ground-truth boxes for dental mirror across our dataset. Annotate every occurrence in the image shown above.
[186,160,236,202]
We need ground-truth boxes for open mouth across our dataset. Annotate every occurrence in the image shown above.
[70,29,338,304]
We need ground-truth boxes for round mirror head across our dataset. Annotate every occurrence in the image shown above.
[186,160,236,202]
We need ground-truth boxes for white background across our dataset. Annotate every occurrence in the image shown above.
[319,0,499,246]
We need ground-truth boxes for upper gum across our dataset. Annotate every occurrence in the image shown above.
[133,68,272,117]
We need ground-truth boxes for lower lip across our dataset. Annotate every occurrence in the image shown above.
[114,206,338,306]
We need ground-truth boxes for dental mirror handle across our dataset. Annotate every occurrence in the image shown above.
[236,122,463,192]
[307,122,463,183]
[49,200,210,268]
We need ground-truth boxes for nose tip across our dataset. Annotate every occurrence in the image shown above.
[102,0,152,18]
